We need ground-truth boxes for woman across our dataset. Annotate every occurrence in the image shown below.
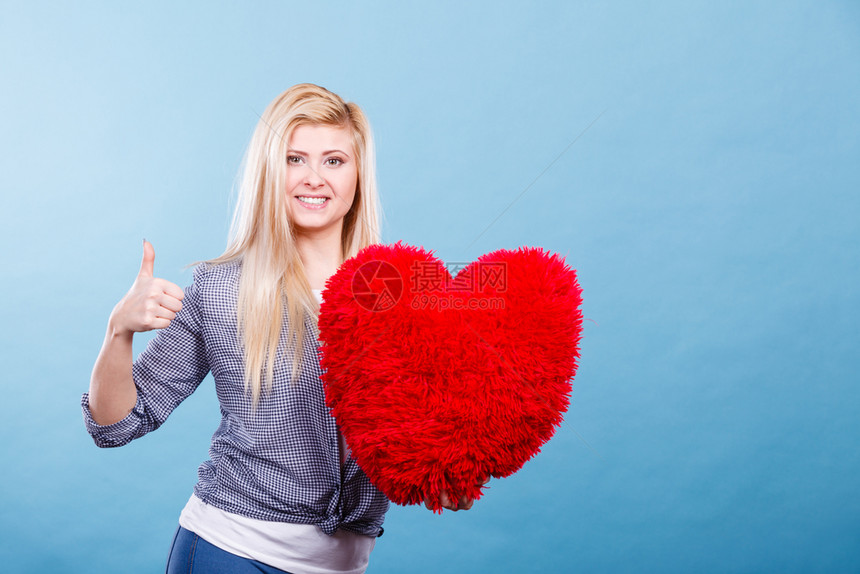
[82,84,471,574]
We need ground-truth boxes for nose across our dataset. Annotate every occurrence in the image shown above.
[303,166,324,189]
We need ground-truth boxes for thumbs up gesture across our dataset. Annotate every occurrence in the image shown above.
[109,240,185,336]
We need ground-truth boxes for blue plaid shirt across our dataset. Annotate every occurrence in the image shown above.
[81,260,389,536]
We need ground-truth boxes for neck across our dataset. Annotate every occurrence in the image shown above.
[295,226,343,290]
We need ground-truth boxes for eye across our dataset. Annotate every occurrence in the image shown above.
[287,155,304,165]
[325,157,344,166]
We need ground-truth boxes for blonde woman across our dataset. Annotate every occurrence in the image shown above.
[83,84,468,573]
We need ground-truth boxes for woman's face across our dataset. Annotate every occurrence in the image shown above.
[285,124,358,238]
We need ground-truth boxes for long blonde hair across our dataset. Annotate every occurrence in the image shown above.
[210,84,381,407]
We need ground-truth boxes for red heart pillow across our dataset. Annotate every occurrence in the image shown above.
[318,242,583,511]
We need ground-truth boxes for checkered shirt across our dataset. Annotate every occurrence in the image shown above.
[81,260,389,536]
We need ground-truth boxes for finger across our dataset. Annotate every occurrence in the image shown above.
[139,240,155,279]
[160,280,185,301]
[439,490,452,509]
[158,292,184,313]
[154,306,177,322]
[143,316,172,331]
[459,495,474,511]
[152,286,182,313]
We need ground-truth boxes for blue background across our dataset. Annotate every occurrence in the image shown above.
[1,1,858,572]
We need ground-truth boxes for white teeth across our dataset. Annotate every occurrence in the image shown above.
[298,196,327,205]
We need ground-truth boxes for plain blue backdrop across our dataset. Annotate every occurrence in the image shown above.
[1,1,858,572]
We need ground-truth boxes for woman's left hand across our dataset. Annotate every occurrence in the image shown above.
[424,477,490,511]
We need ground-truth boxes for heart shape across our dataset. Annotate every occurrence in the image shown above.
[318,242,583,511]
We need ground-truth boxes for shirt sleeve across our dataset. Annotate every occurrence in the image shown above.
[81,264,212,448]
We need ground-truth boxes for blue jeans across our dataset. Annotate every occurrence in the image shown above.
[166,526,294,573]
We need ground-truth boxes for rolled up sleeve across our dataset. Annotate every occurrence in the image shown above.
[81,264,212,448]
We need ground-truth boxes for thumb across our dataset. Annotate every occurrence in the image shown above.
[139,239,155,278]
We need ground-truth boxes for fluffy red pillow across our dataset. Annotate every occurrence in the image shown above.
[318,242,582,511]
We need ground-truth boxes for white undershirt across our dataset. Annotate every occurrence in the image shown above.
[179,496,375,574]
[178,289,375,574]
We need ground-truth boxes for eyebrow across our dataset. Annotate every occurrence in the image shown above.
[287,148,352,157]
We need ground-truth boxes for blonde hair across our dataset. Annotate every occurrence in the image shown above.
[210,84,381,407]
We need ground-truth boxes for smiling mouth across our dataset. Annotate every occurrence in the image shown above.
[297,196,329,205]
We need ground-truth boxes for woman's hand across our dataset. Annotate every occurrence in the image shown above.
[108,240,185,337]
[88,241,184,425]
[424,477,491,512]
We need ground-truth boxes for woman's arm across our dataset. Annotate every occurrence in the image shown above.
[88,240,185,425]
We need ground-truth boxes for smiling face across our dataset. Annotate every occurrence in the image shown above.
[285,124,358,239]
